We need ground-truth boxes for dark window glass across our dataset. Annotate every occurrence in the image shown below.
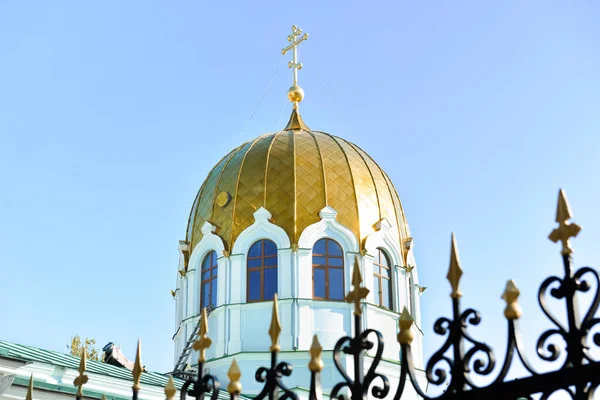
[249,241,262,257]
[373,248,393,310]
[248,258,263,268]
[312,239,344,301]
[313,256,327,266]
[202,283,210,310]
[264,240,277,256]
[264,268,277,301]
[381,278,390,309]
[313,239,327,255]
[313,268,326,298]
[329,268,344,300]
[328,257,343,267]
[327,239,343,256]
[248,270,261,301]
[200,251,218,311]
[263,256,277,267]
[247,239,278,302]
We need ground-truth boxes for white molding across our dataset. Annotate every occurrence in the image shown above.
[178,222,226,331]
[189,222,226,268]
[364,217,402,267]
[231,207,291,254]
[297,206,359,252]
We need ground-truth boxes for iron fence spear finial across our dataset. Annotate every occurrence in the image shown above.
[26,374,33,400]
[447,233,463,299]
[345,257,369,316]
[502,280,522,320]
[74,348,88,399]
[164,376,176,400]
[132,339,143,396]
[397,307,415,345]
[192,308,212,363]
[308,335,323,400]
[227,359,242,396]
[269,294,282,352]
[308,335,323,372]
[549,189,581,255]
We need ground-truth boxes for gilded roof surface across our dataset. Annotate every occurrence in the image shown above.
[186,128,410,253]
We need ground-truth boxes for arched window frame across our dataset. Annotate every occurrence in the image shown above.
[200,250,218,311]
[247,239,278,302]
[373,248,393,310]
[312,238,345,301]
[187,221,226,314]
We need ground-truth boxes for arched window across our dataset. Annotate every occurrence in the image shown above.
[247,239,278,302]
[373,248,393,309]
[200,251,218,311]
[312,238,344,301]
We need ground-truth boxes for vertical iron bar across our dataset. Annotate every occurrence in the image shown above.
[562,254,585,399]
[308,370,322,400]
[353,313,364,400]
[450,296,465,393]
[270,350,278,400]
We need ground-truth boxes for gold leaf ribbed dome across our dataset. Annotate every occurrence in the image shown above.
[186,126,410,253]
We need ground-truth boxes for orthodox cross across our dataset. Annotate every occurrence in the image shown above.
[282,25,309,86]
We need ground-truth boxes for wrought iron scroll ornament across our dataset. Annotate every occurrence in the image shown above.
[63,189,600,400]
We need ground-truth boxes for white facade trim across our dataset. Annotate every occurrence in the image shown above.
[231,207,291,254]
[297,206,359,252]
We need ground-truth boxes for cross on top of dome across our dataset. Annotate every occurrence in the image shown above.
[281,25,310,131]
[282,25,308,109]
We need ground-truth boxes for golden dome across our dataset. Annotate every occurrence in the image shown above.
[186,117,410,254]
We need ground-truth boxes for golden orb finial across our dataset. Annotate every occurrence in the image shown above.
[287,85,305,106]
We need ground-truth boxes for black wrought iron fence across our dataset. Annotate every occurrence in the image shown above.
[29,189,599,400]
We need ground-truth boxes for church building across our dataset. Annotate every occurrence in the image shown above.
[172,26,426,398]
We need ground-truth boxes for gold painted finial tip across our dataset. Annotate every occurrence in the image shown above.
[193,307,213,363]
[549,188,582,254]
[400,306,414,322]
[502,279,522,320]
[556,188,572,223]
[398,307,415,345]
[165,376,177,398]
[268,294,282,351]
[227,359,243,394]
[308,335,324,372]
[132,339,143,391]
[26,374,33,400]
[345,257,369,316]
[447,233,463,299]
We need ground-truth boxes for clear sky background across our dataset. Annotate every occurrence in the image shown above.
[1,0,599,386]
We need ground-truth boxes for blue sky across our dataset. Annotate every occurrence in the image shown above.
[1,0,599,383]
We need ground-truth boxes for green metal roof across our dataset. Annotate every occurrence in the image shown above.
[0,340,185,389]
[0,340,251,400]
